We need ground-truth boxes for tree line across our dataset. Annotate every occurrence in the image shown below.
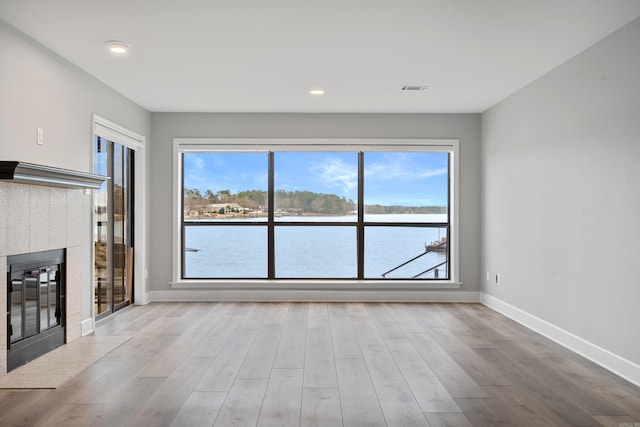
[184,188,355,215]
[185,187,445,215]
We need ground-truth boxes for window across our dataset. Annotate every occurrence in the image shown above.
[174,139,458,284]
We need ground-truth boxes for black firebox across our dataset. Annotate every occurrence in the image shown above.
[6,249,66,372]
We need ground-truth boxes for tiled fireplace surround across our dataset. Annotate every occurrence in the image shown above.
[0,181,84,376]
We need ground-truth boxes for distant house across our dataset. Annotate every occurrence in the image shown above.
[206,203,244,214]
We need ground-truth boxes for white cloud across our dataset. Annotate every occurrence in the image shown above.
[185,154,206,172]
[312,158,357,194]
[365,157,447,180]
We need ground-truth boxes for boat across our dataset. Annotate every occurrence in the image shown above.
[425,237,447,252]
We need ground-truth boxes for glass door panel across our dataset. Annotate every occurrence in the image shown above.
[94,136,133,318]
[39,270,49,331]
[94,136,112,315]
[10,278,23,343]
[113,143,126,307]
[48,270,59,328]
[23,274,39,340]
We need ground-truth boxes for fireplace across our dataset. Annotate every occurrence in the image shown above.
[6,249,65,371]
[0,161,106,376]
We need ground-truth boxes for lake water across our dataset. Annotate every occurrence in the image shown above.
[184,215,448,279]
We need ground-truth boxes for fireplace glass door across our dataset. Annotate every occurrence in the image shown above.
[10,267,61,343]
[7,249,65,371]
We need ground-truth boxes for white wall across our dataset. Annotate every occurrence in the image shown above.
[482,17,640,369]
[0,20,151,320]
[150,113,481,294]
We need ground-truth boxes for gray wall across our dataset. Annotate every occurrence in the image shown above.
[150,113,481,292]
[482,18,640,365]
[0,20,151,320]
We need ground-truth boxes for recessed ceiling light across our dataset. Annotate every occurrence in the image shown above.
[105,40,132,54]
[309,89,325,95]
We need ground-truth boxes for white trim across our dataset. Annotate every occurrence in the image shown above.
[450,140,460,284]
[150,289,480,303]
[81,318,94,336]
[93,114,144,150]
[172,137,460,286]
[172,139,182,284]
[481,293,640,387]
[133,152,147,307]
[171,279,461,290]
[139,291,151,305]
[169,280,462,292]
[174,137,457,152]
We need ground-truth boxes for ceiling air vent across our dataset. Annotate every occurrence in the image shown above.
[401,86,430,91]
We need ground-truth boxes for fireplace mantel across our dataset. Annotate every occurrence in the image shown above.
[0,161,107,189]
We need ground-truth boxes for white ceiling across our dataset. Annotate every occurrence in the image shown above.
[2,0,640,113]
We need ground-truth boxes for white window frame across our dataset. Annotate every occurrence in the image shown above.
[171,138,460,290]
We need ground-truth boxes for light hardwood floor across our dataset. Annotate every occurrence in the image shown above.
[0,302,638,426]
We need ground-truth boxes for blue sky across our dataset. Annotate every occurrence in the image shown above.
[184,151,448,206]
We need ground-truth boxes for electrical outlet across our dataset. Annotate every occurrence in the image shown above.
[495,274,501,285]
[37,128,44,145]
[486,270,490,281]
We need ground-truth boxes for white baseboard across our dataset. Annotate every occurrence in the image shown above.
[134,291,151,305]
[148,289,481,303]
[481,293,640,387]
[81,318,94,336]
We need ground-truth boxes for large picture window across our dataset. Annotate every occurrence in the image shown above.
[175,140,457,283]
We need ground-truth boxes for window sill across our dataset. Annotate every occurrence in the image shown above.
[169,279,462,291]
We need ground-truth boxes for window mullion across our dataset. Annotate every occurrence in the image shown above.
[357,151,364,279]
[181,153,186,279]
[268,151,275,279]
[447,153,451,280]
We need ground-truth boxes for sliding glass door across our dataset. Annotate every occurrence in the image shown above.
[94,136,134,318]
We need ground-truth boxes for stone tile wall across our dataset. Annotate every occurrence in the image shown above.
[0,182,85,376]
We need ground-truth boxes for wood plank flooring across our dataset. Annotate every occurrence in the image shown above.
[0,302,638,427]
